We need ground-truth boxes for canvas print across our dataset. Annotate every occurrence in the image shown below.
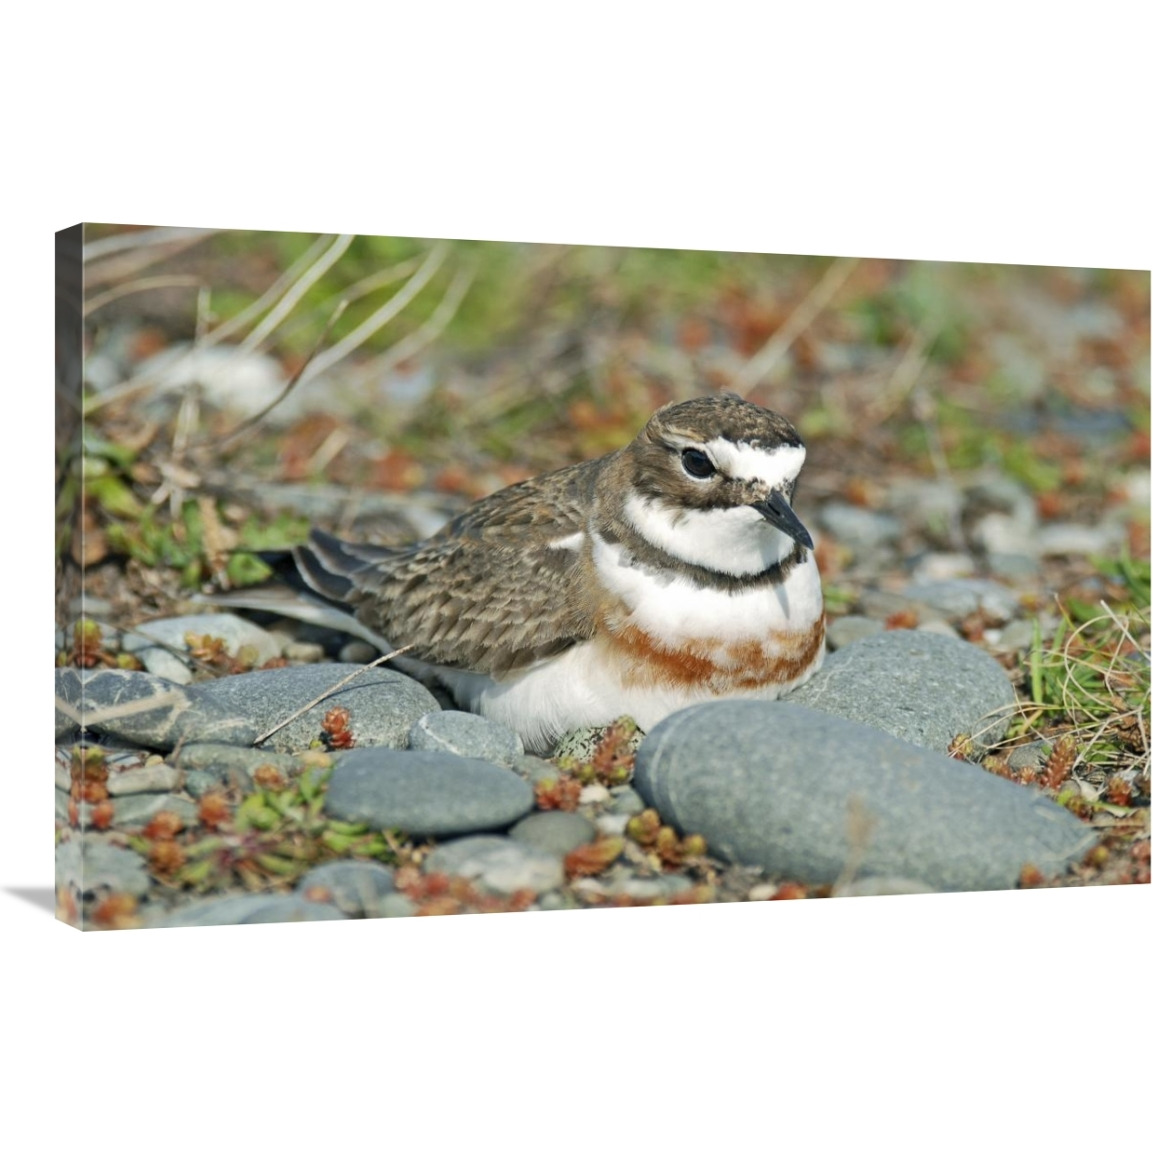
[54,225,1151,930]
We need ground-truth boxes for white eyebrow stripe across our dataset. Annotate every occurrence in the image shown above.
[705,440,806,488]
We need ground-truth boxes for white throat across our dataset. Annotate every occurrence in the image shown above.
[623,491,799,577]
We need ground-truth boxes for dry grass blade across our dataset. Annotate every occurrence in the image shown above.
[84,275,205,318]
[355,260,477,383]
[298,239,450,385]
[732,256,859,393]
[236,234,354,355]
[83,227,221,288]
[252,645,417,746]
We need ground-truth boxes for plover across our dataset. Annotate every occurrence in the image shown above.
[290,393,825,753]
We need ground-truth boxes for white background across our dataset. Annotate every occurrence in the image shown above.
[8,4,1150,1150]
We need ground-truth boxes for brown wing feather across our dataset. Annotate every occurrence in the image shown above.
[323,457,607,675]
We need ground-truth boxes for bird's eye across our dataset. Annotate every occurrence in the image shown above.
[681,448,716,479]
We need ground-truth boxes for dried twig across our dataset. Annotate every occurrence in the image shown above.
[731,256,859,393]
[252,645,417,746]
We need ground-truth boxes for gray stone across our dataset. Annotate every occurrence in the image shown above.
[106,764,183,795]
[858,589,949,624]
[902,579,1020,624]
[987,551,1041,578]
[56,839,150,898]
[608,785,646,816]
[296,861,396,917]
[1036,522,1126,557]
[152,895,349,928]
[509,754,568,784]
[323,747,534,837]
[111,793,200,829]
[170,742,305,790]
[55,668,259,750]
[991,619,1039,653]
[190,664,439,753]
[339,640,379,664]
[121,613,284,684]
[909,553,977,582]
[788,628,1017,754]
[826,615,883,650]
[408,710,524,767]
[1007,741,1052,772]
[634,701,1096,892]
[423,835,565,895]
[182,770,221,799]
[916,620,960,640]
[886,481,964,543]
[509,811,597,857]
[378,893,417,918]
[834,877,939,897]
[818,502,903,548]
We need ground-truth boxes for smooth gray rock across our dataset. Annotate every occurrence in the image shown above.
[152,895,349,928]
[110,793,200,829]
[901,578,1019,624]
[1007,741,1052,772]
[509,811,598,857]
[296,861,396,917]
[826,615,884,650]
[607,785,647,816]
[323,748,534,837]
[121,613,283,684]
[423,835,565,895]
[378,893,417,918]
[408,710,524,767]
[990,619,1038,652]
[788,628,1016,754]
[105,764,183,795]
[169,743,304,790]
[634,701,1095,892]
[1036,522,1126,556]
[509,754,568,785]
[190,664,439,753]
[818,502,903,547]
[56,839,150,898]
[55,668,259,749]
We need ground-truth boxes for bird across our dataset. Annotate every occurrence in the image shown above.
[284,393,825,754]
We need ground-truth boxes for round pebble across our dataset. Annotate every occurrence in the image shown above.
[423,835,565,895]
[787,628,1017,755]
[121,613,283,684]
[323,748,534,837]
[152,894,349,928]
[408,710,524,768]
[296,861,396,917]
[56,839,150,899]
[55,668,259,750]
[509,811,598,857]
[634,700,1095,892]
[190,663,439,753]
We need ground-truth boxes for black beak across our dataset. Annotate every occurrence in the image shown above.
[752,491,814,551]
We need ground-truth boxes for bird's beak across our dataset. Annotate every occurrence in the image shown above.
[751,491,814,551]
